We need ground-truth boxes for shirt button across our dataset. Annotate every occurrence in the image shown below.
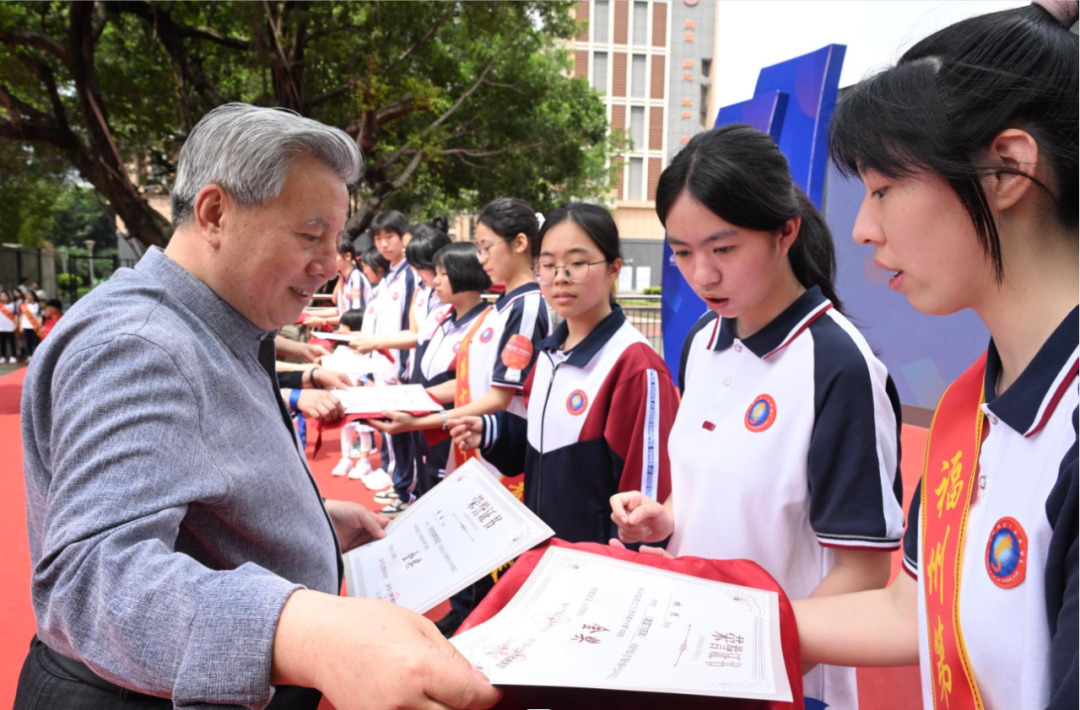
[734,344,743,353]
[988,414,999,426]
[979,475,987,489]
[723,378,732,386]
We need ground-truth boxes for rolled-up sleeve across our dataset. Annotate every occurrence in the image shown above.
[32,334,300,708]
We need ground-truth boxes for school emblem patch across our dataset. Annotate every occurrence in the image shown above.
[566,390,588,415]
[744,394,777,432]
[479,327,495,343]
[392,291,399,301]
[985,516,1027,589]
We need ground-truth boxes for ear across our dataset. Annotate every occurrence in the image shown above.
[608,257,623,282]
[512,233,531,256]
[777,216,802,256]
[192,184,230,249]
[984,128,1040,213]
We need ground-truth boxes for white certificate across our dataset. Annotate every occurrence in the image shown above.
[333,384,444,417]
[450,546,793,703]
[317,331,364,342]
[321,348,392,376]
[344,459,554,614]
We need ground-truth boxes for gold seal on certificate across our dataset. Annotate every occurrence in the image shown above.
[450,546,793,702]
[343,459,554,613]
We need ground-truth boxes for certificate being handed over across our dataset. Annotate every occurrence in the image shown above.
[344,459,554,613]
[450,546,793,702]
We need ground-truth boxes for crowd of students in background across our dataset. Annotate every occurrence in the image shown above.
[0,280,63,364]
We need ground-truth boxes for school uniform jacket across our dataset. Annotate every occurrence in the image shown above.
[903,307,1078,710]
[480,307,677,545]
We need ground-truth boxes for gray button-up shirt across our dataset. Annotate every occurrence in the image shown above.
[22,247,341,708]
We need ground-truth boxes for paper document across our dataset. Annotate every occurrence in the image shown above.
[333,384,443,417]
[321,348,392,376]
[317,332,364,342]
[451,546,792,702]
[344,459,554,613]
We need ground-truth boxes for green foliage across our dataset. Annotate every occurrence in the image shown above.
[0,1,625,243]
[643,286,662,296]
[57,272,82,290]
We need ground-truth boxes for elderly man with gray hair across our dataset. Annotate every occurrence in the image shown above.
[15,104,500,710]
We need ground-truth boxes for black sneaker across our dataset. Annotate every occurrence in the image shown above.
[434,610,465,638]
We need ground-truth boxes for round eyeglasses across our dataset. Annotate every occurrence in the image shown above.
[535,260,607,285]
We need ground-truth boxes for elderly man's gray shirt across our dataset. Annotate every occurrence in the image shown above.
[22,247,340,708]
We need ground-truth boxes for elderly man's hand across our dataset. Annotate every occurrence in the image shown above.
[324,499,390,553]
[296,390,344,421]
[273,591,501,710]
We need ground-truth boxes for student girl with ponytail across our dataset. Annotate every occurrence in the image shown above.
[610,124,905,709]
[790,3,1078,709]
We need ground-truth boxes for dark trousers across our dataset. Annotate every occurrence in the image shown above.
[0,331,15,359]
[22,328,40,357]
[14,637,321,710]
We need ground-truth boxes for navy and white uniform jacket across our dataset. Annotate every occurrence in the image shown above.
[669,286,904,709]
[336,268,369,316]
[480,307,677,545]
[369,259,415,380]
[411,302,485,390]
[904,307,1078,710]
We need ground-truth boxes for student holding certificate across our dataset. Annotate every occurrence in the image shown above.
[610,125,905,708]
[788,3,1078,709]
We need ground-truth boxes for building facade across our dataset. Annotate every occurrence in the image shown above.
[571,0,717,291]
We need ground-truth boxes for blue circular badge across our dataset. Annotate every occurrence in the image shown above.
[744,394,777,432]
[985,517,1027,588]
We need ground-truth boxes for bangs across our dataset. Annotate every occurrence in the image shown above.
[829,58,950,181]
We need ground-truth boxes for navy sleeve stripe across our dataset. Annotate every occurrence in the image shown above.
[679,311,717,395]
[903,479,923,573]
[807,310,905,543]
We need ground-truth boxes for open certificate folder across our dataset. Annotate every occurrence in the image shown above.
[343,460,555,614]
[451,546,793,703]
[332,384,445,418]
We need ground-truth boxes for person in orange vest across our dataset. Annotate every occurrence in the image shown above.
[19,288,44,361]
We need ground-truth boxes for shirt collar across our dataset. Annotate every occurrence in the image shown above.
[135,247,271,358]
[387,258,409,280]
[539,306,626,368]
[443,301,489,331]
[494,281,541,313]
[709,285,832,359]
[984,306,1079,437]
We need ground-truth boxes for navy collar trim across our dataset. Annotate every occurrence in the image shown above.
[136,247,269,358]
[708,286,832,359]
[984,306,1079,437]
[540,306,626,368]
[494,282,541,314]
[443,301,489,331]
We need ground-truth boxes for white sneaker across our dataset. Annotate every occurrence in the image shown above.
[331,458,354,477]
[347,457,372,480]
[361,467,393,491]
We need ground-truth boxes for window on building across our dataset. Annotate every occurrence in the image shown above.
[628,157,644,200]
[592,52,608,92]
[630,106,645,149]
[701,58,712,78]
[632,2,648,45]
[593,1,610,43]
[700,85,710,127]
[631,54,647,98]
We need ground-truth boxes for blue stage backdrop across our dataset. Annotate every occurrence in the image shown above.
[660,44,987,409]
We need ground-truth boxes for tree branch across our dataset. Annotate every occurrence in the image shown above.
[0,28,73,71]
[442,141,546,158]
[481,79,529,96]
[393,3,455,66]
[0,83,52,126]
[307,82,353,110]
[390,149,424,190]
[179,24,253,50]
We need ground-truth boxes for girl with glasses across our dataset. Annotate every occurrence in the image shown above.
[450,202,679,550]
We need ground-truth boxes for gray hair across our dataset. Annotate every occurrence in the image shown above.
[171,103,363,228]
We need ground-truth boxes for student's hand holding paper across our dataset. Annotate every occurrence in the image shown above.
[448,416,483,451]
[610,491,673,544]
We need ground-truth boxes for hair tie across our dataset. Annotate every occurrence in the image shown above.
[1033,0,1079,28]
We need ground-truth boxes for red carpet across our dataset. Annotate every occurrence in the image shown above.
[0,368,919,708]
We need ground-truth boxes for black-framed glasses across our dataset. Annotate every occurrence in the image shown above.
[535,260,607,285]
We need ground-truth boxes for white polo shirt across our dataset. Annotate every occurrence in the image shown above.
[336,268,369,316]
[668,286,904,709]
[369,258,415,379]
[460,282,552,418]
[20,301,43,331]
[0,301,17,333]
[904,307,1078,710]
[412,302,484,388]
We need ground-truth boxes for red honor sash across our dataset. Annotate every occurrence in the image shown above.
[452,306,492,468]
[921,352,987,710]
[21,303,44,338]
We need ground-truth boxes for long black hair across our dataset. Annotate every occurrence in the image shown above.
[829,4,1078,282]
[656,124,843,312]
[476,198,540,258]
[538,203,621,307]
